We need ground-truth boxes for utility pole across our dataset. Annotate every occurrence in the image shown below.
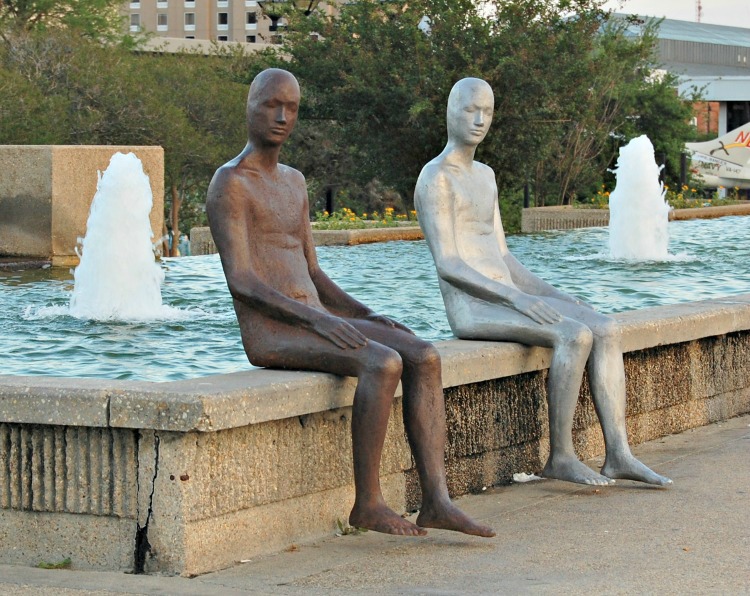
[696,0,703,23]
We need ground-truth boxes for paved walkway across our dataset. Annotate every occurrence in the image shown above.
[1,415,748,595]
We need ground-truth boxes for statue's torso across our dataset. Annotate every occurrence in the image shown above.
[419,161,516,331]
[225,165,324,315]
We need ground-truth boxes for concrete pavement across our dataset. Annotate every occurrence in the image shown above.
[1,414,748,595]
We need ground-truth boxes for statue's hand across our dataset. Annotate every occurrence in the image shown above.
[312,315,368,349]
[365,313,415,335]
[509,292,563,325]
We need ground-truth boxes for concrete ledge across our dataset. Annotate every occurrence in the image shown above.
[189,225,423,255]
[1,294,750,575]
[3,295,748,432]
[521,203,750,232]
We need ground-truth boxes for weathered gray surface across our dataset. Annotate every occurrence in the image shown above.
[521,203,750,232]
[1,295,749,574]
[190,225,423,255]
[0,146,164,266]
[0,416,747,594]
[521,205,610,232]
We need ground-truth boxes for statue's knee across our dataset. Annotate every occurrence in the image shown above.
[409,342,441,369]
[367,347,403,379]
[593,316,620,342]
[560,322,593,351]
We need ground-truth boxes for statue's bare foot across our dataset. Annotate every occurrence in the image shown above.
[349,502,427,536]
[601,454,672,486]
[542,454,614,486]
[416,501,496,537]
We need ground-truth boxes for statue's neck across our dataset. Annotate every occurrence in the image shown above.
[242,141,282,172]
[441,141,477,168]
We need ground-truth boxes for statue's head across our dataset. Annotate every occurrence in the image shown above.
[246,68,301,147]
[446,78,494,146]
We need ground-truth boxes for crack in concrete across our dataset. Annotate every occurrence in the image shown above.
[134,431,160,574]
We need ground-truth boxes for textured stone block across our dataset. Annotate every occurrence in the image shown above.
[147,403,409,523]
[0,510,134,570]
[443,373,547,459]
[0,423,138,517]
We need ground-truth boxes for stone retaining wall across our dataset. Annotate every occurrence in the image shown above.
[521,203,750,232]
[1,295,749,576]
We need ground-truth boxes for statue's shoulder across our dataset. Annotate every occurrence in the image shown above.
[209,158,244,192]
[417,157,455,188]
[278,163,306,185]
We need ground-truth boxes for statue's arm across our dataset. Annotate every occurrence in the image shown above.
[504,252,584,304]
[493,206,586,306]
[302,188,413,334]
[417,166,561,325]
[206,169,367,349]
[416,169,528,306]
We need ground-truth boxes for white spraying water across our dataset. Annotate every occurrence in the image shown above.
[608,135,672,261]
[69,152,170,321]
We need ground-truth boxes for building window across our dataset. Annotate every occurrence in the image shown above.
[246,12,257,24]
[184,0,195,6]
[156,0,167,6]
[184,12,196,30]
[217,35,228,41]
[129,0,139,7]
[246,35,256,43]
[245,0,257,6]
[217,12,229,30]
[130,13,140,32]
[217,0,229,6]
[157,13,168,31]
[185,35,195,39]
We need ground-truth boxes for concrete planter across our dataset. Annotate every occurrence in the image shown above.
[1,295,749,575]
[0,146,164,267]
[521,203,750,232]
[190,225,423,256]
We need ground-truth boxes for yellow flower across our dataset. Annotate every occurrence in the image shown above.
[362,213,368,218]
[691,188,696,193]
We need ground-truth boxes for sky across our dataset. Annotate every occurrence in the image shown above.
[601,0,750,29]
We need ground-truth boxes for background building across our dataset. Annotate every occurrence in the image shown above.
[637,17,750,136]
[125,0,335,50]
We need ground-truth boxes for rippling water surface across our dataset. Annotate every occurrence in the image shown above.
[2,216,748,381]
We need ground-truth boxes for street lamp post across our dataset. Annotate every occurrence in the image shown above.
[257,0,321,32]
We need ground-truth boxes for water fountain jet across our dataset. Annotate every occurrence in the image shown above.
[69,152,167,321]
[608,135,672,260]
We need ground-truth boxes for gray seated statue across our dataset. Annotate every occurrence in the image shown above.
[206,68,494,537]
[415,77,672,487]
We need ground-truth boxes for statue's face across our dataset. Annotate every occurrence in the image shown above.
[247,71,300,147]
[447,81,494,147]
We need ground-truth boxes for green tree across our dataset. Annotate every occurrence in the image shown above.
[255,0,697,226]
[0,28,253,252]
[0,0,131,43]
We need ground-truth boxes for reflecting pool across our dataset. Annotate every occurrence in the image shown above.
[2,215,748,381]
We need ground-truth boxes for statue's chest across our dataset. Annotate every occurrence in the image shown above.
[248,184,304,236]
[452,175,496,224]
